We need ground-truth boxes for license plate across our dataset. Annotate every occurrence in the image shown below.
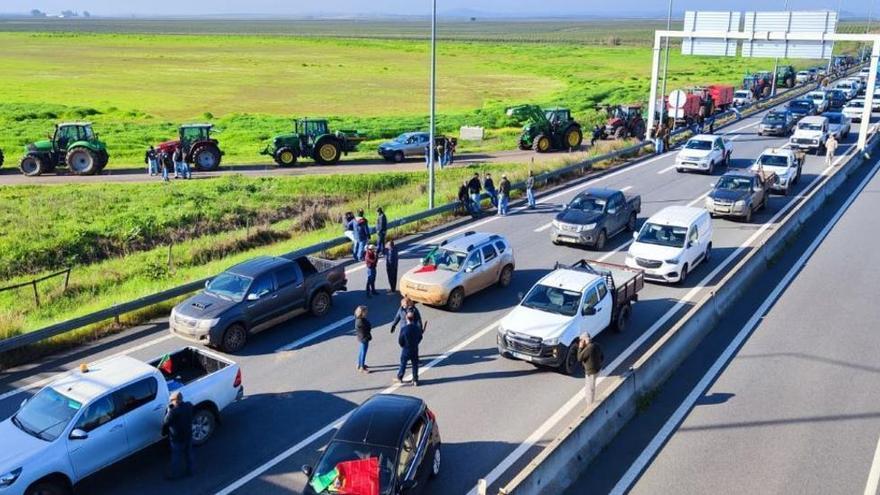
[715,207,730,213]
[510,351,534,362]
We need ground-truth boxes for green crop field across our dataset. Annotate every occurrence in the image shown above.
[0,20,834,168]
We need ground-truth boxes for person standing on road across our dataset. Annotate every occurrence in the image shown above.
[467,172,482,214]
[385,240,399,293]
[173,146,190,179]
[343,212,358,261]
[354,305,372,374]
[162,391,195,479]
[375,207,388,256]
[390,296,422,334]
[145,146,158,176]
[498,175,511,216]
[458,180,473,216]
[448,138,456,165]
[364,244,379,297]
[396,311,424,387]
[483,173,498,208]
[526,171,536,209]
[354,209,370,261]
[591,124,604,146]
[577,334,604,405]
[159,151,171,182]
[825,134,839,166]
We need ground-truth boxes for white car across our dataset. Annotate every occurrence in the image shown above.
[751,147,803,196]
[790,115,829,154]
[0,348,243,495]
[675,134,733,175]
[843,99,869,122]
[497,260,643,374]
[835,80,859,99]
[796,71,813,84]
[733,90,754,107]
[807,90,829,113]
[823,112,852,140]
[625,206,713,284]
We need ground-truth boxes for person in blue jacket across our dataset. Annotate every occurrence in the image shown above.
[396,311,424,387]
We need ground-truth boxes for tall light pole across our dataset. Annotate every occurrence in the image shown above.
[659,0,673,128]
[828,0,843,74]
[428,0,437,209]
[770,0,791,97]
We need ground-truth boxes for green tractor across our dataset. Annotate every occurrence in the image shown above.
[261,118,366,166]
[506,105,583,153]
[20,122,109,176]
[775,65,797,89]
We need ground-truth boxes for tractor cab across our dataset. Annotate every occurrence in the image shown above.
[295,119,330,138]
[601,104,646,140]
[179,124,214,153]
[545,108,572,127]
[53,123,96,152]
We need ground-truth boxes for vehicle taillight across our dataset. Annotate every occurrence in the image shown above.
[233,368,242,388]
[426,407,436,422]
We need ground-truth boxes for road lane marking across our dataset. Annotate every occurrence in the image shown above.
[865,435,880,495]
[534,222,554,233]
[275,316,355,353]
[621,186,634,192]
[611,147,880,495]
[217,320,500,494]
[0,334,175,402]
[657,164,676,175]
[687,191,710,207]
[469,140,859,493]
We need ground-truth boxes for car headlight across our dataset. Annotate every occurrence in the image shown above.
[542,337,559,346]
[705,197,714,206]
[582,223,597,231]
[0,467,22,487]
[196,318,221,330]
[735,200,747,209]
[665,257,680,265]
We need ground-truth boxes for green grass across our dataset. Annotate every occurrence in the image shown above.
[0,30,822,167]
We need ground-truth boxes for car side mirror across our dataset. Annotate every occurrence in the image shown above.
[583,306,597,316]
[400,479,418,491]
[247,293,260,301]
[302,465,313,477]
[465,266,475,273]
[607,208,618,215]
[69,428,89,440]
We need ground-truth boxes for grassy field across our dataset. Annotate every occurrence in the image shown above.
[0,27,816,167]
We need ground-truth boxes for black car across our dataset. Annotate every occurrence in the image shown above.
[304,394,441,495]
[827,89,848,110]
[786,99,817,121]
[757,110,796,136]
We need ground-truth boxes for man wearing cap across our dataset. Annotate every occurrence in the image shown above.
[162,391,195,479]
[364,244,379,297]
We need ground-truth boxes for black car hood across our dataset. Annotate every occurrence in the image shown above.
[710,188,749,202]
[555,208,603,225]
[174,291,238,319]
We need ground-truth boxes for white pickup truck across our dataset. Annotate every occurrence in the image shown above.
[675,134,733,175]
[497,260,644,375]
[0,347,243,495]
[750,147,804,196]
[789,115,829,154]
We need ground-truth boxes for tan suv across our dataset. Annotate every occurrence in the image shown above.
[400,232,515,311]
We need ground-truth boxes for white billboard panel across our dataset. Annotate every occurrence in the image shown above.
[682,11,740,56]
[742,11,837,59]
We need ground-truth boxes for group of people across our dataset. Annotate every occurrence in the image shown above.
[145,145,191,181]
[354,296,426,386]
[343,208,399,298]
[458,170,534,218]
[425,137,456,168]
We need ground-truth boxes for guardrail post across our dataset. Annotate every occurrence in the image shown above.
[64,268,71,292]
[32,281,40,307]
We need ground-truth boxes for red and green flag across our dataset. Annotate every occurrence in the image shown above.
[308,458,380,495]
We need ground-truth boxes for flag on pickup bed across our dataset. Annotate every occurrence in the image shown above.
[308,467,339,493]
[157,353,173,374]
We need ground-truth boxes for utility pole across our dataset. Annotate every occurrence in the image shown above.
[428,0,437,209]
[659,0,673,128]
[828,0,843,74]
[770,0,792,97]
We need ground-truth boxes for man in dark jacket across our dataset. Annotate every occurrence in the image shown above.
[497,175,512,216]
[364,244,379,297]
[145,146,158,176]
[385,240,399,293]
[396,311,424,386]
[162,391,194,479]
[353,209,370,261]
[458,180,474,217]
[483,173,498,207]
[577,334,604,404]
[467,172,482,213]
[375,207,387,256]
[390,296,422,333]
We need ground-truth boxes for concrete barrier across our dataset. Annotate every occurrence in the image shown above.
[502,128,880,494]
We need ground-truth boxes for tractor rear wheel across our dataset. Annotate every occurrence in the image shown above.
[66,147,99,175]
[532,134,552,153]
[192,145,221,171]
[614,126,626,140]
[633,120,647,140]
[274,147,298,167]
[20,155,44,177]
[563,126,583,150]
[314,138,341,165]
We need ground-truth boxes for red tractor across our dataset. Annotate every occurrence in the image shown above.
[155,124,223,172]
[600,104,647,140]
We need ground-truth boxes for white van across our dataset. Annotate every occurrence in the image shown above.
[625,206,713,284]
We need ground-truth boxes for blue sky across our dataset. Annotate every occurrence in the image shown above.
[3,0,874,17]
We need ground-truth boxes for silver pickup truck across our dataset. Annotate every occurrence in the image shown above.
[0,347,242,495]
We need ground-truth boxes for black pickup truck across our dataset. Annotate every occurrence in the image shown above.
[170,255,347,352]
[551,187,642,249]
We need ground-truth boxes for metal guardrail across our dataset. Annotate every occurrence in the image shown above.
[0,72,850,355]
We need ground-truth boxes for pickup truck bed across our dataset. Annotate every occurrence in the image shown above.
[148,347,232,389]
[558,259,645,330]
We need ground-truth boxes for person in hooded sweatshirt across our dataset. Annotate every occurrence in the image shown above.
[354,209,370,261]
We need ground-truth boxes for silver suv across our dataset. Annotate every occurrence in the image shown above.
[378,132,430,162]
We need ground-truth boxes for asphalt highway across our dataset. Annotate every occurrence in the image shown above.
[0,95,866,495]
[566,125,880,494]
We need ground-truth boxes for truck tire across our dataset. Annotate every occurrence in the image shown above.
[66,147,99,175]
[564,126,583,150]
[561,342,579,376]
[191,407,217,446]
[192,144,221,171]
[679,264,689,285]
[613,303,632,333]
[446,287,465,312]
[25,480,70,495]
[744,205,753,223]
[627,212,637,231]
[532,134,552,153]
[221,324,247,353]
[595,229,607,250]
[309,290,332,317]
[20,155,45,177]
[274,147,298,167]
[614,126,626,140]
[314,138,342,165]
[430,446,441,479]
[498,265,514,288]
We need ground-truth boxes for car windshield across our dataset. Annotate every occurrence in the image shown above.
[808,93,824,100]
[789,101,811,111]
[735,91,750,98]
[568,195,606,213]
[205,272,252,301]
[685,139,712,150]
[763,114,786,124]
[716,176,753,191]
[393,134,409,143]
[636,222,687,248]
[825,114,842,124]
[757,154,789,167]
[848,101,865,109]
[424,248,467,272]
[309,441,397,495]
[13,387,82,441]
[799,122,823,131]
[521,284,582,317]
[830,91,845,99]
